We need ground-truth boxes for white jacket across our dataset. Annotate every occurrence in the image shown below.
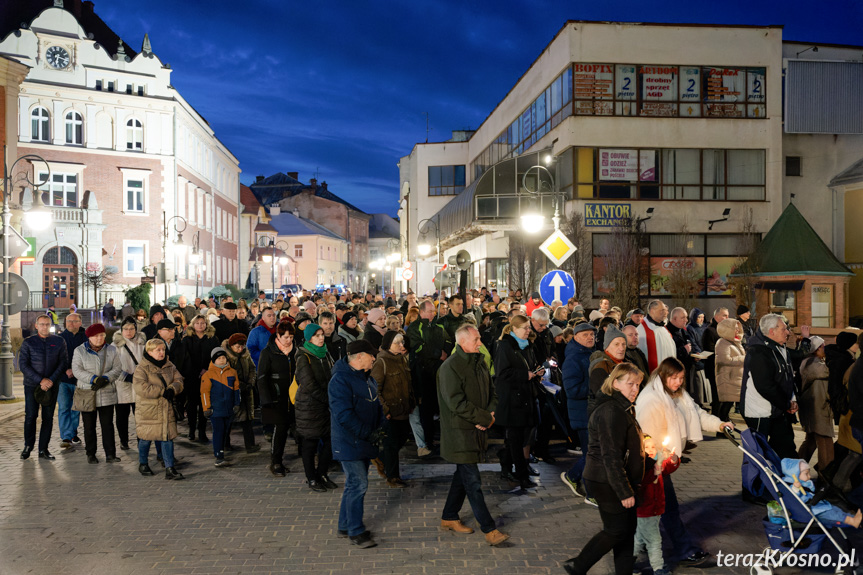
[113,331,145,404]
[72,342,123,407]
[635,375,722,456]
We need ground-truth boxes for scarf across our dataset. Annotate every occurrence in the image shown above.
[372,323,387,336]
[143,351,167,368]
[512,334,529,350]
[303,341,328,359]
[275,337,293,356]
[341,324,360,337]
[605,350,623,365]
[258,319,277,334]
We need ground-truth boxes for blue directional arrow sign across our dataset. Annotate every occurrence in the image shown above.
[539,270,575,305]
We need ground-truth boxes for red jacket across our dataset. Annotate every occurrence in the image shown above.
[636,456,680,517]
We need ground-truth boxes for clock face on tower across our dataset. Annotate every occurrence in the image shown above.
[45,45,70,69]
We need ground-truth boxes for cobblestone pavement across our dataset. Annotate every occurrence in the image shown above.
[0,398,860,575]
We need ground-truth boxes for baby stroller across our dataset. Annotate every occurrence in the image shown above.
[727,428,858,574]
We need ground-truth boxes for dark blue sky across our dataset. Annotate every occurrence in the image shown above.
[98,0,862,216]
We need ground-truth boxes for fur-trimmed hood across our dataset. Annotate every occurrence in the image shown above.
[185,322,216,339]
[113,329,146,348]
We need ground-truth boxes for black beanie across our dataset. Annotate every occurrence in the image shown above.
[836,331,857,351]
[380,329,400,352]
[736,305,750,316]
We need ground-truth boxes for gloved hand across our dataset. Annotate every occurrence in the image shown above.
[232,405,241,416]
[91,376,110,391]
[163,387,175,402]
[203,409,213,418]
[367,427,387,449]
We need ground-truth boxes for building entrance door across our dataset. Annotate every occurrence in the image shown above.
[42,247,78,308]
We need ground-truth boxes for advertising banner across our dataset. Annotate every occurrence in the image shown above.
[599,150,656,181]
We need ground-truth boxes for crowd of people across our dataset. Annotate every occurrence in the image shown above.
[17,287,863,570]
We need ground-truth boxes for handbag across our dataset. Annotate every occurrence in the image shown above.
[72,386,96,412]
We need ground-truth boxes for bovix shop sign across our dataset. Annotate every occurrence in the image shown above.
[584,203,632,227]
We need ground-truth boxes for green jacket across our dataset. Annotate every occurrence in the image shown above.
[439,311,465,341]
[406,317,452,368]
[437,346,498,464]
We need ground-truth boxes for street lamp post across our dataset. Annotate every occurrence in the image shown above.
[519,159,561,234]
[188,231,201,299]
[162,214,187,302]
[258,236,289,300]
[1,146,53,400]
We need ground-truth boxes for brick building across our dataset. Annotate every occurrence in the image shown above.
[0,1,241,308]
[250,173,370,292]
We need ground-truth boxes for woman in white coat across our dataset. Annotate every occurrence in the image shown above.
[634,357,733,567]
[114,316,146,450]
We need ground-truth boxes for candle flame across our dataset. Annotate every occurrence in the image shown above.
[662,436,670,447]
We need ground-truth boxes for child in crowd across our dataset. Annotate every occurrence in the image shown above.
[634,435,680,575]
[201,347,240,467]
[781,458,862,528]
[223,333,261,454]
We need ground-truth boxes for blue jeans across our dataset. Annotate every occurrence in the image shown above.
[138,439,173,467]
[408,406,426,449]
[442,463,496,533]
[660,474,700,562]
[339,459,370,537]
[635,515,665,571]
[24,385,56,451]
[57,381,79,440]
[566,428,589,485]
[211,416,231,458]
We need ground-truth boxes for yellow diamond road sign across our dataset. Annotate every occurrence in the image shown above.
[539,229,577,267]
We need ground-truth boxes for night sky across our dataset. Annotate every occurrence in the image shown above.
[95,0,863,216]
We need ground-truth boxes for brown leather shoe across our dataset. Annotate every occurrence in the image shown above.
[372,458,386,478]
[440,519,474,534]
[485,529,510,546]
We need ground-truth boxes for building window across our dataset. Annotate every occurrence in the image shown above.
[125,84,133,95]
[65,111,83,145]
[126,179,144,212]
[428,165,466,196]
[126,118,143,151]
[786,156,802,177]
[573,147,765,201]
[95,80,102,91]
[294,244,303,258]
[124,242,147,275]
[137,86,144,96]
[811,284,834,328]
[107,81,114,92]
[31,107,50,142]
[38,171,78,207]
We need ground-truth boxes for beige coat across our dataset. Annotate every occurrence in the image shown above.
[113,330,145,404]
[133,356,184,441]
[715,319,745,403]
[799,356,834,438]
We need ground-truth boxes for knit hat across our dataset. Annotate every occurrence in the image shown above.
[530,291,541,300]
[589,310,604,322]
[380,329,400,351]
[303,300,317,313]
[303,323,323,342]
[155,318,174,331]
[736,305,750,316]
[84,323,105,338]
[121,316,137,329]
[211,347,227,362]
[227,333,247,347]
[294,312,312,326]
[550,325,563,338]
[149,304,166,319]
[808,336,825,353]
[836,331,857,351]
[573,305,584,313]
[347,339,378,357]
[603,326,626,350]
[367,308,386,323]
[341,311,357,324]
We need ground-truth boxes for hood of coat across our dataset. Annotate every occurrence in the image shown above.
[689,307,705,327]
[717,318,741,343]
[222,339,252,363]
[332,355,369,379]
[113,330,145,348]
[824,343,851,366]
[185,323,216,339]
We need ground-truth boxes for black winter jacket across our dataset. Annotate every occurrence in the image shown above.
[256,334,296,407]
[294,346,335,439]
[493,335,538,428]
[406,318,451,368]
[583,390,645,504]
[182,327,219,389]
[19,334,67,387]
[59,328,87,384]
[213,317,250,343]
[362,326,384,352]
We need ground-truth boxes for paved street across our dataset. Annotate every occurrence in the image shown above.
[0,393,859,575]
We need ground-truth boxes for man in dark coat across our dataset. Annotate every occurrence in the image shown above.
[622,325,650,381]
[667,306,695,376]
[825,331,858,424]
[437,324,508,546]
[213,302,249,342]
[560,323,597,499]
[57,313,87,448]
[405,300,452,448]
[319,311,345,361]
[19,314,67,460]
[329,340,384,549]
[101,298,117,326]
[439,295,465,340]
